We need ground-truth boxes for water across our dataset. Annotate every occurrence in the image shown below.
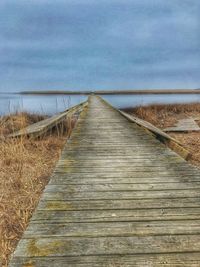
[103,94,200,108]
[1,93,200,115]
[0,94,87,115]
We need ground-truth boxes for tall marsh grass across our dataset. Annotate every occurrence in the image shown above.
[0,112,76,266]
[124,102,200,128]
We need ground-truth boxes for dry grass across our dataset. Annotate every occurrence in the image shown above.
[123,102,200,167]
[0,112,76,266]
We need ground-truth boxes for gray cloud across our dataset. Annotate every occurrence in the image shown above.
[0,0,199,91]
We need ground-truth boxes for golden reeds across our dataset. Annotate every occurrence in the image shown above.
[125,102,200,129]
[0,112,75,266]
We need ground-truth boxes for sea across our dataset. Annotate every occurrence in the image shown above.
[1,93,200,116]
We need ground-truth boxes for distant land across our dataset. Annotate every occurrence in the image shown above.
[19,89,200,95]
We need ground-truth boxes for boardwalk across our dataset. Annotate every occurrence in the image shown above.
[10,96,200,266]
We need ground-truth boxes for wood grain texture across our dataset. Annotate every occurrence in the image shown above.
[164,117,200,132]
[9,101,88,138]
[9,96,200,266]
[9,253,200,267]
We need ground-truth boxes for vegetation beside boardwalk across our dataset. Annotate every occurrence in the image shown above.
[0,112,75,266]
[1,103,200,265]
[123,103,200,167]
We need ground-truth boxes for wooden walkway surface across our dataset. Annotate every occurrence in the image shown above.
[10,96,200,266]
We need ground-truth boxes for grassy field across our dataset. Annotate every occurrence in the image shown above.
[0,112,75,266]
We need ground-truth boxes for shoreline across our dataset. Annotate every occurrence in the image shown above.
[1,101,200,117]
[19,89,200,95]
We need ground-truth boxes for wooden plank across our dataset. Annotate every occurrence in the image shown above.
[53,170,199,176]
[54,166,197,172]
[49,176,200,185]
[9,253,200,267]
[42,189,200,200]
[36,199,200,211]
[32,207,200,222]
[49,171,200,180]
[11,235,200,257]
[45,182,200,191]
[24,220,200,237]
[56,158,190,165]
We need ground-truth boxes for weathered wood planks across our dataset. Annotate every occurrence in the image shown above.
[119,110,190,159]
[164,117,200,132]
[9,253,200,267]
[9,96,200,266]
[9,101,88,138]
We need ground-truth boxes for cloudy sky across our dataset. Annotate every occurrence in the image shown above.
[0,0,199,92]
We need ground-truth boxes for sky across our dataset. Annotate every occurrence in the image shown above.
[0,0,199,92]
